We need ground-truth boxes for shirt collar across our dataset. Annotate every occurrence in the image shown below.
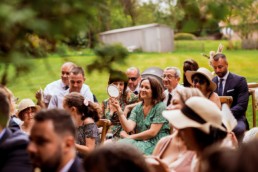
[218,70,229,81]
[60,158,75,172]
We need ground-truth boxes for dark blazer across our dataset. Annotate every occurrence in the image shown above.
[68,156,85,172]
[213,72,249,120]
[0,128,33,172]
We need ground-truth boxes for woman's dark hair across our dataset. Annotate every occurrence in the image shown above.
[64,92,100,122]
[139,76,164,105]
[84,143,150,172]
[183,59,199,87]
[108,70,128,96]
[192,126,227,151]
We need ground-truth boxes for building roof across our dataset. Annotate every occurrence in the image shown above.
[100,23,165,35]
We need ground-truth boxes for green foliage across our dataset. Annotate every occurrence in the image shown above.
[87,44,129,73]
[0,0,103,84]
[174,33,197,40]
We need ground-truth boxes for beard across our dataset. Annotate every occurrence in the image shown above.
[30,146,63,172]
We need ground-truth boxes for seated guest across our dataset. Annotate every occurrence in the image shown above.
[38,62,76,107]
[126,67,141,95]
[102,70,138,140]
[48,66,94,109]
[0,88,33,172]
[84,143,150,172]
[17,98,40,135]
[162,67,184,107]
[186,67,221,109]
[182,59,199,87]
[27,109,85,172]
[163,97,227,172]
[111,76,170,155]
[63,92,100,156]
[150,88,203,172]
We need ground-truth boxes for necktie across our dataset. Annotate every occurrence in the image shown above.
[167,93,172,106]
[218,79,224,96]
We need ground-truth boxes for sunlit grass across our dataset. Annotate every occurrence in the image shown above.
[3,40,258,127]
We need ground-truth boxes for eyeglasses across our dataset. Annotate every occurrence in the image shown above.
[192,78,206,85]
[162,74,176,79]
[128,77,138,81]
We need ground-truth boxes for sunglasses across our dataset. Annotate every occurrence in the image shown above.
[128,77,138,81]
[192,78,206,85]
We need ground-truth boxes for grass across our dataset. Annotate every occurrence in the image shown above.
[3,40,258,127]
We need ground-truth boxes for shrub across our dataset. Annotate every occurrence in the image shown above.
[174,33,197,40]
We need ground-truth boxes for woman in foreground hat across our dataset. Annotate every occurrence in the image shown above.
[17,98,40,134]
[185,67,221,108]
[148,88,203,172]
[163,97,227,172]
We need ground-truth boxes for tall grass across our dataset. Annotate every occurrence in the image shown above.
[3,40,258,127]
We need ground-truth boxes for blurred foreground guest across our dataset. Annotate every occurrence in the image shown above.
[27,109,85,172]
[199,146,237,172]
[63,92,100,156]
[112,76,170,155]
[84,143,150,172]
[163,97,227,172]
[17,98,40,135]
[182,59,199,87]
[0,88,33,172]
[149,88,203,172]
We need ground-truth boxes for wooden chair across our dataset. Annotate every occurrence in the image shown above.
[219,96,233,107]
[96,119,111,144]
[248,83,258,127]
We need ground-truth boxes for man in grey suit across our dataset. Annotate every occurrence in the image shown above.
[211,53,249,142]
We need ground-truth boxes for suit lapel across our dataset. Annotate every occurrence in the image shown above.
[212,76,219,93]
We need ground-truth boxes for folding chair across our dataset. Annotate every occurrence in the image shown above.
[248,83,258,127]
[96,119,111,144]
[219,96,233,107]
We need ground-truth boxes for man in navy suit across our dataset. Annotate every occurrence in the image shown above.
[28,109,85,172]
[211,53,249,142]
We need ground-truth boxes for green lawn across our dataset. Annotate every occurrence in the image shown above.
[3,40,258,127]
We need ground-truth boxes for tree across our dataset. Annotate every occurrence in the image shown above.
[0,0,103,84]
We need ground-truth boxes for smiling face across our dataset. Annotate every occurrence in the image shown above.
[126,69,141,91]
[192,74,209,94]
[69,73,85,93]
[27,120,63,171]
[61,64,74,86]
[162,69,180,92]
[139,79,152,100]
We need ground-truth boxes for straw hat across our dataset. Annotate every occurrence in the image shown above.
[163,97,226,134]
[185,67,216,91]
[17,98,40,118]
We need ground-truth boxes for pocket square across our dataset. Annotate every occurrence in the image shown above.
[227,89,234,93]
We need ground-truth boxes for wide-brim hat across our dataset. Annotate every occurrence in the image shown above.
[185,67,216,91]
[17,98,40,117]
[163,97,226,134]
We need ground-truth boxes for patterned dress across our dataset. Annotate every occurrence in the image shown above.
[118,102,170,155]
[102,93,138,139]
[76,123,100,147]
